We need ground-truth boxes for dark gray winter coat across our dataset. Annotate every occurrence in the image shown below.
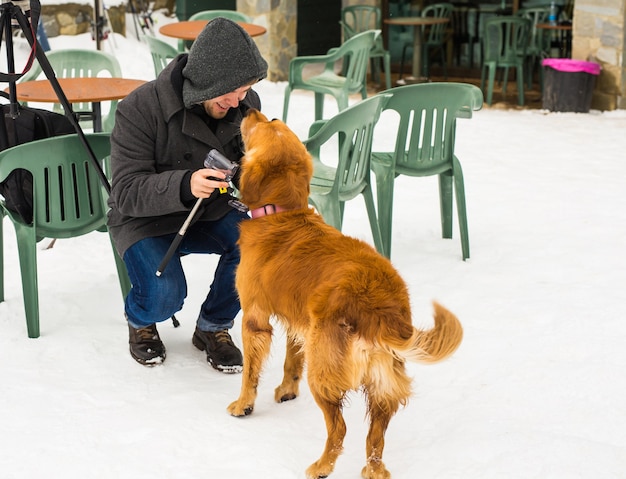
[107,55,261,257]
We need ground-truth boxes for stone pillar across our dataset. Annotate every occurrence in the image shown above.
[238,0,296,82]
[573,0,626,110]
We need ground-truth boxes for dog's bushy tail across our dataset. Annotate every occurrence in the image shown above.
[396,301,463,364]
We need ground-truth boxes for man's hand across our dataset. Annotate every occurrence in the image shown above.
[190,168,229,198]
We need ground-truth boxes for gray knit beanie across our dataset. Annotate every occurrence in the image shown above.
[182,17,268,108]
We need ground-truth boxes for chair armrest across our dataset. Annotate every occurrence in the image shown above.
[288,52,341,84]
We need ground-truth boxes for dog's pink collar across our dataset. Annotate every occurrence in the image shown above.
[250,204,289,219]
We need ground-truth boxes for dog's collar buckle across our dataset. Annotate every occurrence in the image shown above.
[250,204,287,219]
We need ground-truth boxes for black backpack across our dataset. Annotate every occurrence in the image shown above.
[0,104,75,224]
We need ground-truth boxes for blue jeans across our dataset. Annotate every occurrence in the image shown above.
[123,209,248,331]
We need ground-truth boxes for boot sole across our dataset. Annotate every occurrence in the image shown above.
[129,346,166,366]
[192,332,243,374]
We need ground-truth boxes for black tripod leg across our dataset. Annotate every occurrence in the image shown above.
[13,8,112,194]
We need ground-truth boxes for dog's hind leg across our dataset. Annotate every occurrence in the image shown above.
[275,334,304,403]
[360,358,412,479]
[304,392,347,479]
[304,331,351,478]
[227,305,273,417]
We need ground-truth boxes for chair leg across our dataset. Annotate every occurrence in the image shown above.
[370,57,380,85]
[282,86,292,122]
[502,67,510,95]
[14,224,40,338]
[517,65,525,106]
[486,65,496,105]
[383,53,392,90]
[314,92,325,120]
[371,160,395,258]
[399,43,410,80]
[440,47,448,80]
[453,158,470,260]
[362,186,386,257]
[438,172,454,240]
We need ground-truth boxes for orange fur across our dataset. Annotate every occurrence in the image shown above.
[228,109,463,479]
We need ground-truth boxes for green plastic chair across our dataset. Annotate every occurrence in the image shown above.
[283,29,380,123]
[339,5,391,90]
[0,133,131,338]
[179,10,252,51]
[370,83,483,260]
[516,7,551,90]
[18,49,123,132]
[399,3,454,80]
[481,16,531,106]
[305,94,389,256]
[144,35,179,77]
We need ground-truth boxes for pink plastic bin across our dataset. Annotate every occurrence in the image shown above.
[542,59,601,113]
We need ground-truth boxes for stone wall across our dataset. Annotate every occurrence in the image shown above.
[573,0,625,110]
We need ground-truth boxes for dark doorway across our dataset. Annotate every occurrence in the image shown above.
[297,0,341,55]
[175,0,236,21]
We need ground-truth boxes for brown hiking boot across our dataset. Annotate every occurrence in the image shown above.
[128,323,166,366]
[192,328,242,374]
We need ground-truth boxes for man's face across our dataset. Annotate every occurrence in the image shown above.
[202,85,252,119]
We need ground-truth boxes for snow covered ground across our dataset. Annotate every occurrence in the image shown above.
[1,7,625,479]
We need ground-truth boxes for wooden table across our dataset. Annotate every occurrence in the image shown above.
[537,22,572,58]
[384,17,450,84]
[159,21,267,42]
[11,77,146,132]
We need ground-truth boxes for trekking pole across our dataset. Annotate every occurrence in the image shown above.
[155,149,243,277]
[155,196,203,277]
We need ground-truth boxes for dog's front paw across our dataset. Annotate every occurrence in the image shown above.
[274,383,299,403]
[227,400,254,417]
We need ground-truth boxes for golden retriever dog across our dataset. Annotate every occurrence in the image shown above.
[227,109,463,479]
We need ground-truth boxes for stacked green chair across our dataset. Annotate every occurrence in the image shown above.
[180,10,251,51]
[144,35,179,77]
[371,83,483,260]
[399,3,454,79]
[339,5,391,90]
[283,30,379,123]
[481,16,531,106]
[305,94,390,256]
[516,7,551,90]
[450,1,479,68]
[18,49,123,132]
[0,133,130,338]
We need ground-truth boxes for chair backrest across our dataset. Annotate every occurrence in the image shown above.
[179,10,251,50]
[421,2,454,46]
[516,7,551,55]
[0,133,112,238]
[304,94,388,201]
[333,29,380,90]
[144,35,179,77]
[483,16,531,64]
[340,5,381,40]
[375,83,483,177]
[188,9,251,22]
[450,1,479,42]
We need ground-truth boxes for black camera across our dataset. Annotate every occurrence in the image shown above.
[203,149,248,213]
[204,149,238,182]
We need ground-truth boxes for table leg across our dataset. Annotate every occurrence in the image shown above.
[93,101,102,132]
[411,25,423,79]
